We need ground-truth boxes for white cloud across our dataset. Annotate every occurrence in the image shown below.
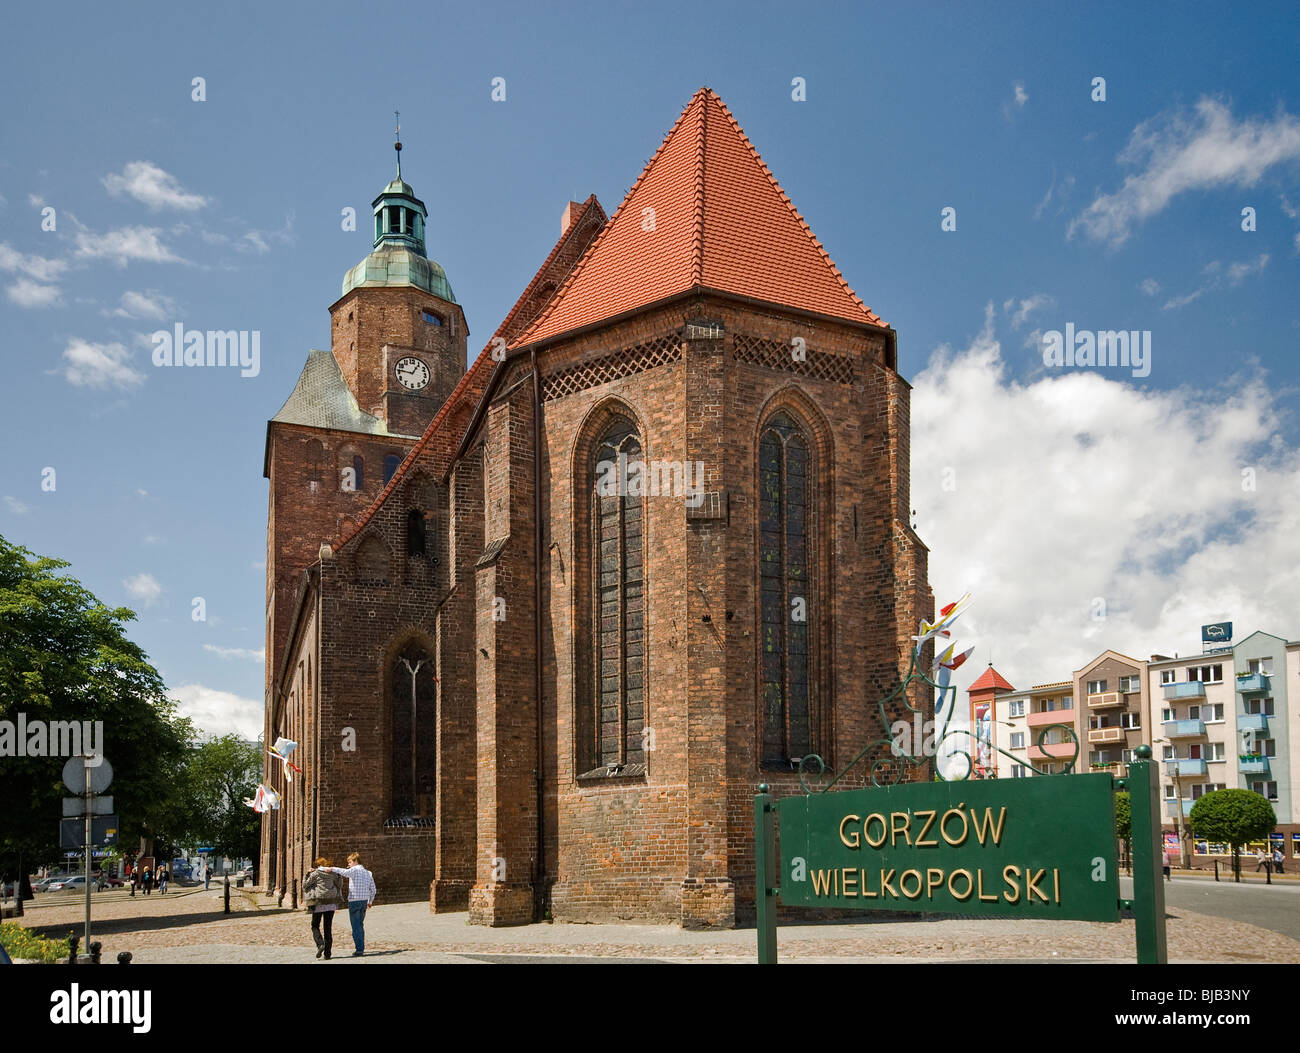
[912,307,1300,699]
[168,683,263,740]
[1162,253,1269,310]
[1002,293,1055,330]
[110,289,178,320]
[74,226,182,265]
[1139,278,1161,297]
[1013,81,1028,107]
[6,277,60,307]
[103,161,207,211]
[123,572,163,606]
[27,194,44,208]
[59,338,145,390]
[0,241,68,283]
[203,644,266,662]
[143,534,165,544]
[1070,98,1300,247]
[4,496,29,515]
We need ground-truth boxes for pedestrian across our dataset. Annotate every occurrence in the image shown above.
[302,857,345,960]
[203,863,211,891]
[1256,851,1270,873]
[317,853,377,956]
[158,864,168,895]
[1273,848,1285,874]
[142,865,152,895]
[1161,848,1171,881]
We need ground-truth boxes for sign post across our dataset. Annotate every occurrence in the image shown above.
[1127,745,1167,964]
[754,784,777,964]
[61,754,113,957]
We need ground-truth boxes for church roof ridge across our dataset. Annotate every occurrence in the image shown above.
[334,195,608,552]
[514,87,884,348]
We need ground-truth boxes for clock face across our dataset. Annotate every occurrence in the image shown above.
[395,356,430,391]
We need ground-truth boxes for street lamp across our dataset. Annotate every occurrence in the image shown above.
[1154,737,1187,868]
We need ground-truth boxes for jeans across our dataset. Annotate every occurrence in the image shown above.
[347,900,367,953]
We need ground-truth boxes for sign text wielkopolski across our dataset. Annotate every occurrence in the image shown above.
[778,774,1120,922]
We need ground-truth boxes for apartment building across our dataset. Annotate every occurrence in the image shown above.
[1077,651,1150,779]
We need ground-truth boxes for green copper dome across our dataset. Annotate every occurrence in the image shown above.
[342,244,456,302]
[341,153,456,302]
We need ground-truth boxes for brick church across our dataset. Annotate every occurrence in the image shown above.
[261,87,932,927]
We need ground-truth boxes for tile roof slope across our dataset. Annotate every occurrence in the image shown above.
[271,347,410,437]
[335,196,607,552]
[516,87,883,347]
[968,666,1015,693]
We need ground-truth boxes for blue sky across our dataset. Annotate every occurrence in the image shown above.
[1,1,1298,736]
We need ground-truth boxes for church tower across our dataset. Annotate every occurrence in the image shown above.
[263,127,467,849]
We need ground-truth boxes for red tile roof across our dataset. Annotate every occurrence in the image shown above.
[516,88,884,347]
[968,665,1015,694]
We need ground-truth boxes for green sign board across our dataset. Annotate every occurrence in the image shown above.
[777,774,1119,921]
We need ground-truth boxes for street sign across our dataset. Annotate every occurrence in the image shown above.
[776,774,1120,921]
[61,756,113,794]
[59,816,119,850]
[62,795,114,817]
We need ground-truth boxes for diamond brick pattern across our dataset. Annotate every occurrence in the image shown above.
[732,332,855,385]
[541,333,683,401]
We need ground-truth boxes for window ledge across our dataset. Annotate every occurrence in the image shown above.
[383,816,435,829]
[577,762,646,782]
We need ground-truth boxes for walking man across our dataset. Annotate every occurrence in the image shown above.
[317,853,376,957]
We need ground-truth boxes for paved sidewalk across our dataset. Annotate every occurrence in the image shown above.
[19,885,1300,964]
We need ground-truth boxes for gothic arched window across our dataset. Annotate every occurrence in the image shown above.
[383,453,402,484]
[389,640,436,820]
[582,415,646,774]
[758,410,812,767]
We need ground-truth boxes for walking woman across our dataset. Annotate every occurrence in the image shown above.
[302,857,344,960]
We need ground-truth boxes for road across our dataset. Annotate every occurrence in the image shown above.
[1121,873,1300,942]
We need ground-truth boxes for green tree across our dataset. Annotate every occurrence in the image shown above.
[0,535,194,884]
[1113,791,1132,872]
[173,735,262,864]
[1188,788,1276,880]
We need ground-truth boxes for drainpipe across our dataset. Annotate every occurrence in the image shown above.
[531,349,546,915]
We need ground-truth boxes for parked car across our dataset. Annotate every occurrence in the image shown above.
[33,874,75,892]
[48,875,100,892]
[99,875,125,888]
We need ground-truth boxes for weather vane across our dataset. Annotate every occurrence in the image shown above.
[394,108,402,178]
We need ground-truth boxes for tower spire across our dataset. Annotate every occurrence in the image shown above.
[394,108,402,179]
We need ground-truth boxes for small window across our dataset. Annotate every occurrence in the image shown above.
[1008,700,1025,717]
[406,508,427,557]
[1188,705,1200,719]
[1087,680,1106,694]
[422,310,442,327]
[352,455,365,491]
[383,453,402,484]
[1010,732,1025,749]
[1161,707,1173,722]
[1010,764,1026,778]
[1160,669,1176,684]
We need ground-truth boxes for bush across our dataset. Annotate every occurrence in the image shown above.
[0,922,72,963]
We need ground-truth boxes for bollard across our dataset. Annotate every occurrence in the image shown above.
[1214,859,1219,882]
[224,875,231,915]
[1266,861,1272,885]
[68,934,79,965]
[117,951,132,965]
[89,941,102,965]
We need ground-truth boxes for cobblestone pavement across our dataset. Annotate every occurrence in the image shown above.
[15,883,1300,963]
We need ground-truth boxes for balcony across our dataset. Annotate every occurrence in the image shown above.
[1028,742,1077,761]
[1027,709,1073,728]
[1087,691,1123,708]
[1239,756,1271,775]
[1238,713,1269,734]
[1088,727,1124,744]
[1088,761,1123,774]
[1235,673,1270,694]
[1163,719,1206,738]
[1168,758,1207,777]
[1163,681,1206,700]
[1165,798,1193,817]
